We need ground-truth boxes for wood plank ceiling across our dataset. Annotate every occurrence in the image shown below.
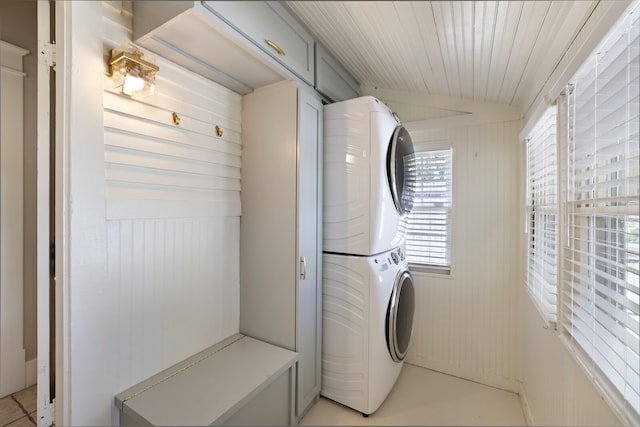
[286,1,599,114]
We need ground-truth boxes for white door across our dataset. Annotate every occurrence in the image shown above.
[0,39,28,398]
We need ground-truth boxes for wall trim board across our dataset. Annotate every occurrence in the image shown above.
[0,40,30,56]
[518,382,536,426]
[405,358,522,395]
[407,116,522,140]
[105,199,241,220]
[362,85,522,128]
[25,358,37,387]
[0,65,26,77]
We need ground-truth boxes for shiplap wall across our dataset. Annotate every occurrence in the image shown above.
[370,90,622,423]
[520,295,620,425]
[403,117,523,392]
[99,1,241,422]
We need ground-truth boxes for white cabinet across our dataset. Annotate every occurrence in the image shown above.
[315,42,361,102]
[133,1,288,94]
[133,2,358,99]
[202,1,315,85]
[240,80,322,421]
[133,1,314,94]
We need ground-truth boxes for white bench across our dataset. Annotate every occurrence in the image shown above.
[115,334,298,426]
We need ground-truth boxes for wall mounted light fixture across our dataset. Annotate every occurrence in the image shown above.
[109,43,159,97]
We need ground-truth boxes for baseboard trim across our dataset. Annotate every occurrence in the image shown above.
[405,357,521,393]
[26,358,37,387]
[519,382,535,426]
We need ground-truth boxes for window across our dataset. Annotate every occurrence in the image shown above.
[561,1,639,423]
[525,106,559,323]
[405,143,453,273]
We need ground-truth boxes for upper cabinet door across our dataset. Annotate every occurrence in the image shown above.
[203,1,315,85]
[315,43,361,103]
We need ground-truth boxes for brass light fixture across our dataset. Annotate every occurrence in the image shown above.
[109,43,159,97]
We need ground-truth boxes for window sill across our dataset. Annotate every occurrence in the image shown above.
[408,264,453,279]
[524,289,557,330]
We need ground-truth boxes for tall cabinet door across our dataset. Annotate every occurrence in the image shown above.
[296,87,322,419]
[240,81,297,350]
[240,80,322,421]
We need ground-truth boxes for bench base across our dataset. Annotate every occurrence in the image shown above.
[115,334,298,426]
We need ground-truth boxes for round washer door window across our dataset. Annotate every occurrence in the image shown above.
[386,270,415,362]
[387,125,415,215]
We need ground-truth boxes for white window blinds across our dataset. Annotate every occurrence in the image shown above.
[405,145,453,272]
[526,106,559,323]
[562,1,639,423]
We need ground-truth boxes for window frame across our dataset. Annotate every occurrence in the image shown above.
[523,1,640,423]
[525,105,560,325]
[404,140,454,276]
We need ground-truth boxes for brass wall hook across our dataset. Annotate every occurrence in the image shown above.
[215,125,223,137]
[172,112,181,125]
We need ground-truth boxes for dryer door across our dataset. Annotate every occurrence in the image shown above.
[386,269,415,362]
[387,125,415,215]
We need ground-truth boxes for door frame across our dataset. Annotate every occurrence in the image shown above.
[36,1,70,425]
[53,2,71,423]
[36,1,53,424]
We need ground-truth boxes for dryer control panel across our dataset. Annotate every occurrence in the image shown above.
[374,246,406,272]
[390,246,406,264]
[388,246,406,266]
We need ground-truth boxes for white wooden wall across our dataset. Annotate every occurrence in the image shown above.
[103,0,241,403]
[368,88,623,424]
[405,116,523,392]
[57,2,241,424]
[59,1,628,425]
[520,295,620,425]
[363,88,523,391]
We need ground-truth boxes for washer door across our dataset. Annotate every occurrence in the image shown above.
[386,269,415,362]
[387,125,415,215]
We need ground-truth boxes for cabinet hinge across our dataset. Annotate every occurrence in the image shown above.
[39,41,57,70]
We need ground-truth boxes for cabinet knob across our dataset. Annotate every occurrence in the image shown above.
[300,256,307,280]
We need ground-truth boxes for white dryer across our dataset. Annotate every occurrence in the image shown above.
[321,246,415,416]
[323,96,414,256]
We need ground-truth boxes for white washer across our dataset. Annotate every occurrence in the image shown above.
[321,247,415,415]
[323,96,414,256]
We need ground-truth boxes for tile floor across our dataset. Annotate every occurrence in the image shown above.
[0,386,36,427]
[300,364,527,426]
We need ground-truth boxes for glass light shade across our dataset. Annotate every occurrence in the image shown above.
[123,74,145,96]
[109,43,158,98]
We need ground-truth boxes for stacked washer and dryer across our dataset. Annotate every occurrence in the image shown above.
[322,96,416,416]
